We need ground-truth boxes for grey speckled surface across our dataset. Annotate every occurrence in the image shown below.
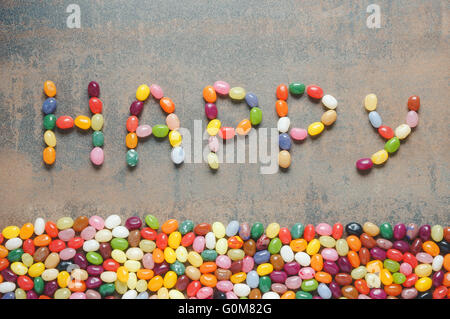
[0,1,449,228]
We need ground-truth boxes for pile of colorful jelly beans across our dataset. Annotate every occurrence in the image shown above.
[0,217,448,299]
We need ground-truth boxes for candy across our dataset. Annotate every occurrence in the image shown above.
[364,94,377,111]
[395,124,411,140]
[407,95,420,111]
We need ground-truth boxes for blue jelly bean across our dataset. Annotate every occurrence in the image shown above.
[245,93,258,108]
[368,111,382,128]
[246,270,260,288]
[279,133,291,150]
[136,291,149,299]
[254,250,271,264]
[1,292,15,299]
[226,220,240,237]
[317,283,332,299]
[42,98,57,115]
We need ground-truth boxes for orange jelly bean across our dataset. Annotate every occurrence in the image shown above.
[152,248,165,263]
[384,284,402,296]
[281,291,296,299]
[199,262,217,274]
[161,219,178,234]
[346,235,362,251]
[200,273,217,287]
[275,100,288,117]
[422,241,440,257]
[126,132,138,149]
[19,223,34,240]
[315,271,332,283]
[290,239,307,252]
[347,251,361,268]
[68,279,86,292]
[43,80,57,97]
[160,97,175,114]
[43,147,56,165]
[148,275,164,291]
[227,236,244,249]
[0,245,8,258]
[137,269,154,280]
[45,222,59,238]
[442,272,450,286]
[354,279,370,294]
[33,234,51,247]
[203,86,217,103]
[310,254,324,272]
[236,119,252,136]
[276,84,288,100]
[444,255,450,272]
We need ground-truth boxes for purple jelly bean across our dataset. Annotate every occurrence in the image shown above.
[329,281,342,298]
[205,103,218,120]
[130,101,144,116]
[323,261,339,276]
[88,81,100,97]
[153,262,170,276]
[393,240,410,253]
[125,216,142,230]
[256,235,270,250]
[337,257,352,273]
[44,280,58,297]
[284,262,300,275]
[73,253,88,269]
[86,265,104,276]
[85,276,102,289]
[370,247,387,260]
[393,223,406,240]
[369,288,387,299]
[27,290,38,299]
[1,269,18,282]
[419,225,431,242]
[432,270,444,287]
[269,271,287,283]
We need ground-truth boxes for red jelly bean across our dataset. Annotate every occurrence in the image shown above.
[89,97,103,114]
[181,232,195,247]
[49,239,66,252]
[22,239,35,255]
[407,95,420,111]
[306,85,324,99]
[354,279,370,295]
[378,125,394,139]
[278,227,292,245]
[386,249,403,262]
[156,233,168,250]
[332,223,344,240]
[0,258,9,271]
[126,116,139,132]
[276,84,289,101]
[56,116,74,129]
[218,127,235,140]
[403,273,418,288]
[17,275,34,291]
[0,234,3,244]
[186,280,201,297]
[68,237,84,249]
[304,224,315,242]
[433,286,448,299]
[45,222,59,238]
[103,258,119,272]
[141,227,157,241]
[403,252,418,268]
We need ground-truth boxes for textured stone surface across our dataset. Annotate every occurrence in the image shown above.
[0,1,448,227]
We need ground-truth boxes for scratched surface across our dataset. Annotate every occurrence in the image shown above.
[0,0,449,229]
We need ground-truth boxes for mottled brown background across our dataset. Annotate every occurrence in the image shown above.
[0,1,448,229]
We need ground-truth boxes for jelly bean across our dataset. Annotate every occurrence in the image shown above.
[205,103,218,120]
[306,85,323,99]
[236,119,252,136]
[371,149,388,165]
[290,128,307,141]
[278,150,291,169]
[395,124,411,140]
[321,110,337,126]
[307,122,324,136]
[89,97,103,114]
[406,110,419,128]
[203,85,217,103]
[88,81,100,98]
[407,95,420,111]
[385,137,400,153]
[364,94,377,111]
[91,114,104,131]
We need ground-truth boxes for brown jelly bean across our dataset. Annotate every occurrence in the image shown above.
[73,216,89,232]
[243,239,256,256]
[341,285,358,299]
[99,242,112,259]
[335,273,353,286]
[443,227,450,242]
[359,247,371,265]
[271,283,287,294]
[360,233,376,249]
[175,275,189,291]
[270,254,285,271]
[33,247,50,262]
[215,268,231,281]
[194,223,211,236]
[230,260,243,274]
[128,229,141,247]
[249,288,262,299]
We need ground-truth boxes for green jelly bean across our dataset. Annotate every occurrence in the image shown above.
[86,252,103,265]
[145,215,159,230]
[170,261,185,275]
[152,124,169,138]
[34,277,44,294]
[201,249,218,261]
[379,222,393,239]
[43,114,57,130]
[99,283,115,297]
[92,131,104,147]
[296,291,313,299]
[393,272,406,284]
[251,222,264,240]
[240,296,248,299]
[15,288,26,299]
[384,259,400,273]
[289,82,306,95]
[126,149,138,167]
[385,137,400,153]
[301,279,318,292]
[7,248,24,262]
[291,223,304,239]
[111,238,129,251]
[179,220,194,235]
[250,107,262,126]
[268,238,282,254]
[258,276,271,293]
[54,288,71,299]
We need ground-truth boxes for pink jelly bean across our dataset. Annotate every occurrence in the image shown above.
[298,267,315,279]
[216,280,233,292]
[90,147,104,166]
[58,229,75,242]
[215,255,231,269]
[321,248,339,261]
[193,236,205,253]
[316,223,332,236]
[400,262,413,276]
[226,291,239,299]
[358,294,371,299]
[290,128,307,141]
[416,252,433,264]
[59,248,76,260]
[150,84,164,100]
[142,253,154,269]
[89,216,104,230]
[213,81,230,95]
[136,125,152,138]
[81,226,96,240]
[406,110,419,128]
[196,287,213,299]
[70,292,87,299]
[285,276,302,289]
[242,256,254,273]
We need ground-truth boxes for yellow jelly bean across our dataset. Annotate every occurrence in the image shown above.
[187,251,203,267]
[207,119,221,136]
[371,149,388,165]
[164,271,177,289]
[56,217,73,230]
[227,249,245,261]
[148,275,164,292]
[136,84,150,101]
[57,271,70,288]
[21,253,33,267]
[256,263,273,276]
[415,264,432,277]
[11,262,28,276]
[229,87,246,100]
[44,130,56,147]
[351,266,367,280]
[168,231,182,249]
[124,260,141,272]
[164,247,177,264]
[365,273,381,288]
[74,115,91,130]
[207,152,219,170]
[15,288,26,299]
[319,236,336,248]
[266,223,280,239]
[54,288,71,299]
[168,130,182,147]
[215,238,228,255]
[366,260,383,273]
[2,226,20,239]
[91,114,104,131]
[212,222,226,239]
[415,277,432,292]
[307,122,324,136]
[139,240,156,253]
[362,222,380,237]
[136,279,148,293]
[157,287,169,299]
[28,262,45,277]
[115,279,128,294]
[364,93,377,111]
[111,249,127,263]
[19,223,34,240]
[175,246,188,263]
[42,269,59,281]
[127,272,137,290]
[117,266,129,282]
[169,289,185,299]
[306,239,321,256]
[380,269,393,285]
[395,124,411,140]
[230,272,246,284]
[335,239,349,256]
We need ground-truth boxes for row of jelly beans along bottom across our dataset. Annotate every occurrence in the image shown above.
[0,216,449,299]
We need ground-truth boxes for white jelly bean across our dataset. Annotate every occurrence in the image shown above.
[205,232,216,250]
[280,245,294,262]
[5,238,22,250]
[95,229,112,242]
[83,239,100,252]
[112,226,129,238]
[104,214,122,229]
[34,218,45,235]
[295,251,311,266]
[277,117,290,133]
[322,94,337,110]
